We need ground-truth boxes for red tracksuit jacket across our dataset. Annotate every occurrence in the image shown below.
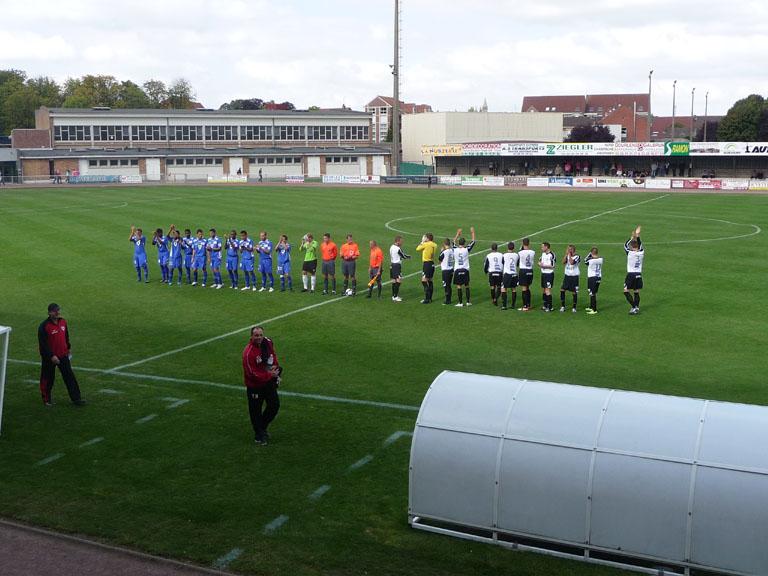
[242,338,279,388]
[38,318,71,359]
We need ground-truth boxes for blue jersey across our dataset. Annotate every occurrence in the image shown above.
[208,237,222,262]
[182,236,194,256]
[169,238,183,262]
[276,242,291,265]
[153,235,169,254]
[131,235,146,257]
[192,238,207,263]
[226,238,240,258]
[240,238,255,262]
[258,239,273,262]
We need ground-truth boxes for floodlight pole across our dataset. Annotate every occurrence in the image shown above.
[671,80,677,140]
[690,87,696,141]
[392,0,401,176]
[703,91,709,142]
[647,70,653,142]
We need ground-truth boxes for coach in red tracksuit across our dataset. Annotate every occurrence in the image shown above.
[38,303,85,406]
[242,325,281,445]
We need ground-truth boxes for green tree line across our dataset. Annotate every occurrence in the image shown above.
[0,69,196,134]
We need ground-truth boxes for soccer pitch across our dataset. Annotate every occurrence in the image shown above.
[1,185,766,576]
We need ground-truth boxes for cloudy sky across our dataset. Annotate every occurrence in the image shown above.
[2,0,767,115]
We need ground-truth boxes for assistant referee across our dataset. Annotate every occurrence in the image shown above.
[416,233,437,304]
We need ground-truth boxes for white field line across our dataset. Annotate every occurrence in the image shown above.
[308,485,332,501]
[383,430,413,447]
[212,547,243,570]
[7,359,420,412]
[263,514,289,535]
[347,454,374,472]
[161,397,191,409]
[35,453,65,466]
[78,437,104,448]
[104,195,669,373]
[134,413,158,424]
[99,388,124,395]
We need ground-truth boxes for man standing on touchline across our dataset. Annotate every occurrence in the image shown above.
[242,326,282,445]
[38,303,85,407]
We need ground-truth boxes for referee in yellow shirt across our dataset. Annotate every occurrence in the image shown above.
[416,233,438,304]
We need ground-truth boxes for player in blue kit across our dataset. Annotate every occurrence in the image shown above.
[129,226,149,283]
[191,229,208,286]
[225,230,240,289]
[182,228,194,284]
[257,231,275,292]
[168,226,184,286]
[239,230,257,291]
[276,234,292,291]
[207,228,223,289]
[152,227,170,283]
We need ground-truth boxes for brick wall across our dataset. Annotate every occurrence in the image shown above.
[11,129,51,148]
[21,159,50,177]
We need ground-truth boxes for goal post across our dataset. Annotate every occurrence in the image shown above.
[0,326,10,436]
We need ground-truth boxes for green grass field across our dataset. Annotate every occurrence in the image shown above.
[1,185,766,575]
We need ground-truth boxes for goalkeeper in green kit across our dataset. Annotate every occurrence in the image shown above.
[300,233,319,293]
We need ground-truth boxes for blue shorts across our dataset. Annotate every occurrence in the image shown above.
[170,257,182,268]
[277,261,291,275]
[226,257,239,271]
[157,254,169,266]
[184,255,192,268]
[134,255,147,267]
[210,257,222,270]
[192,258,206,270]
[259,260,273,274]
[241,259,255,272]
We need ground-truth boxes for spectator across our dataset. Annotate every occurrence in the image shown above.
[65,168,71,184]
[651,162,658,178]
[563,162,571,176]
[258,168,263,182]
[472,167,480,176]
[554,164,562,177]
[450,167,458,176]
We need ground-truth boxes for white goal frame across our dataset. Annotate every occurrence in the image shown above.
[0,326,10,435]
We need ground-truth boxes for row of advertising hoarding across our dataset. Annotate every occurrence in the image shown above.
[520,176,762,190]
[422,141,768,157]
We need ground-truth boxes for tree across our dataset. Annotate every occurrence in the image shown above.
[308,105,320,111]
[26,76,62,107]
[694,120,720,142]
[219,98,264,110]
[717,94,765,141]
[62,75,120,108]
[165,78,196,109]
[143,80,168,108]
[0,84,41,132]
[757,110,768,141]
[116,81,150,108]
[565,124,615,143]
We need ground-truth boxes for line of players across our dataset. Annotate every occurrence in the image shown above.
[128,224,645,314]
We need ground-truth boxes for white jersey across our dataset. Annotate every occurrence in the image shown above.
[539,251,556,274]
[518,248,536,270]
[484,252,503,274]
[439,247,454,271]
[564,254,581,277]
[586,255,604,278]
[502,252,519,275]
[389,244,406,265]
[452,241,475,271]
[625,238,644,273]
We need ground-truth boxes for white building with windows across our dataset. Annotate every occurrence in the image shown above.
[17,107,391,181]
[365,96,432,143]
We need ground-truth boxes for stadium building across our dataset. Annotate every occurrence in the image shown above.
[12,107,391,182]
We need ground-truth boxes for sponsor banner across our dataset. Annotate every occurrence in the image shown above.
[322,174,345,184]
[381,175,432,185]
[544,143,601,156]
[671,179,700,189]
[359,175,381,185]
[527,177,550,187]
[721,178,750,190]
[322,174,380,185]
[645,178,672,189]
[463,143,503,156]
[208,175,247,183]
[548,177,573,187]
[69,175,119,184]
[460,176,485,186]
[573,177,596,188]
[286,175,305,183]
[421,144,463,156]
[506,175,528,186]
[696,179,722,190]
[381,176,409,184]
[439,175,462,186]
[500,143,543,156]
[743,143,768,155]
[613,142,666,156]
[596,177,646,188]
[749,180,768,190]
[664,141,690,156]
[481,176,505,187]
[119,175,142,184]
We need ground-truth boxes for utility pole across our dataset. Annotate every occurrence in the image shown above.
[703,91,709,142]
[647,70,653,142]
[391,0,401,176]
[671,80,677,140]
[690,87,696,141]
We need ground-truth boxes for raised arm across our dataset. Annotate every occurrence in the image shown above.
[129,225,136,242]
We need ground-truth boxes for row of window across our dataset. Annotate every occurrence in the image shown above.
[326,156,359,163]
[167,158,224,166]
[54,124,369,142]
[249,157,303,165]
[88,159,139,167]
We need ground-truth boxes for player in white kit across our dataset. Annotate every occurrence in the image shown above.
[484,243,504,306]
[623,225,644,315]
[559,244,580,313]
[452,227,475,307]
[585,246,603,315]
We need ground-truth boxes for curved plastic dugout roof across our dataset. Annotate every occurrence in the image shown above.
[408,371,768,575]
